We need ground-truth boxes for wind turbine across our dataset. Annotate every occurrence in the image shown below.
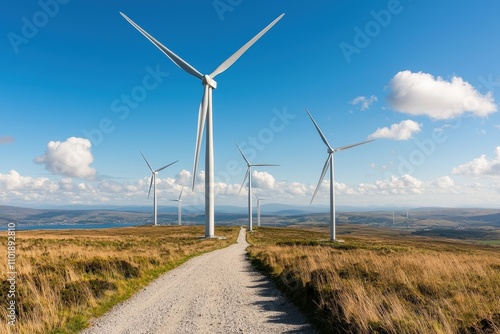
[237,145,278,232]
[120,12,285,238]
[141,152,178,226]
[171,187,184,225]
[305,109,373,241]
[254,192,265,227]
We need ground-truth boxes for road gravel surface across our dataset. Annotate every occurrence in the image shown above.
[80,227,317,334]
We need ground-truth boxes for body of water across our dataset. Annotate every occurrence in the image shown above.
[1,222,148,231]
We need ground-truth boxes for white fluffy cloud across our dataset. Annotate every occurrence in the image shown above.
[34,137,96,179]
[369,120,421,140]
[175,169,192,187]
[0,170,55,191]
[434,176,455,188]
[358,174,424,195]
[387,70,497,119]
[350,95,378,111]
[452,146,500,177]
[251,171,276,189]
[0,170,58,201]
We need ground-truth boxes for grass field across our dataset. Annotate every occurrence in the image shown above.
[0,226,239,334]
[247,227,500,334]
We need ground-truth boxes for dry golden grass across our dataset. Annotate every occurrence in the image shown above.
[247,227,500,334]
[0,226,238,334]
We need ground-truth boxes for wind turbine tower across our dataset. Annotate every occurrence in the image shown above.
[254,192,265,227]
[121,12,284,238]
[305,109,373,241]
[237,145,278,232]
[171,188,184,225]
[141,152,178,226]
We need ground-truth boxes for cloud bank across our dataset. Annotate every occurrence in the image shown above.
[452,146,500,177]
[2,167,486,207]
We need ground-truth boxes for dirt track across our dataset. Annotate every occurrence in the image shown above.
[80,227,317,334]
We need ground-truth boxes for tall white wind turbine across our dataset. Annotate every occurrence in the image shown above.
[305,109,373,241]
[121,12,285,238]
[254,192,265,227]
[171,187,184,226]
[237,145,278,232]
[141,152,178,226]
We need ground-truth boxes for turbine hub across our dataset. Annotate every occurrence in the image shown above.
[202,74,217,89]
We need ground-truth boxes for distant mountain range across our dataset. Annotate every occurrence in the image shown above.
[1,204,499,230]
[4,202,472,215]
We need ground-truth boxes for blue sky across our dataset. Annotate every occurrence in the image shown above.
[1,0,500,209]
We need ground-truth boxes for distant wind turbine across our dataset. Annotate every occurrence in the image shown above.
[305,108,373,241]
[120,12,285,238]
[237,145,278,232]
[254,192,265,227]
[171,187,184,225]
[141,152,178,226]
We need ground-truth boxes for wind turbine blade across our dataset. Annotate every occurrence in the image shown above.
[209,13,285,79]
[148,175,153,199]
[140,151,154,172]
[310,154,331,205]
[253,192,259,200]
[192,86,209,189]
[156,160,179,172]
[236,144,250,165]
[120,12,203,80]
[179,187,183,200]
[239,168,250,194]
[335,139,375,151]
[252,164,279,167]
[305,108,333,150]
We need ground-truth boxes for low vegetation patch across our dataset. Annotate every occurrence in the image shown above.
[247,227,500,334]
[0,225,238,334]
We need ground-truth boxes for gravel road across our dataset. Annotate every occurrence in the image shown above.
[80,227,317,334]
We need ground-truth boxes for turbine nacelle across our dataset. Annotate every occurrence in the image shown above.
[202,75,217,89]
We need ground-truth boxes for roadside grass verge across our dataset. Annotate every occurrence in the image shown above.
[0,225,238,334]
[247,227,500,334]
